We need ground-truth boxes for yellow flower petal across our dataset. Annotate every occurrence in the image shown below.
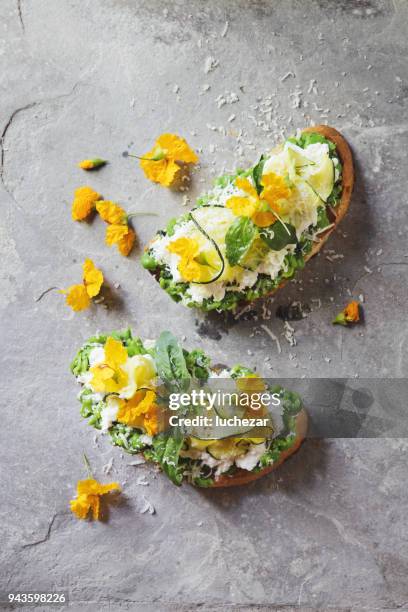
[70,495,93,519]
[89,366,127,393]
[140,157,180,187]
[156,133,198,164]
[74,186,101,200]
[117,227,136,256]
[117,390,158,431]
[70,478,121,520]
[89,337,129,393]
[139,134,198,186]
[167,237,199,258]
[71,198,94,221]
[178,258,207,282]
[62,284,91,311]
[251,210,277,228]
[261,172,291,204]
[226,195,258,218]
[71,186,100,221]
[78,160,94,170]
[96,201,127,225]
[82,258,103,298]
[78,159,106,170]
[167,237,216,282]
[106,224,129,246]
[235,177,259,199]
[104,337,128,368]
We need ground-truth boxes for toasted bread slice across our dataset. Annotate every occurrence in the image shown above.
[239,125,354,304]
[143,126,353,311]
[211,408,308,488]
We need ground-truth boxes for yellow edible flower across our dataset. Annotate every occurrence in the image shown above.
[96,201,127,225]
[61,259,103,311]
[63,284,90,311]
[139,133,198,187]
[78,158,107,171]
[226,173,290,228]
[70,478,120,520]
[71,186,100,221]
[106,224,136,257]
[260,172,291,205]
[118,227,136,256]
[89,337,128,393]
[83,258,104,297]
[333,301,361,326]
[167,237,214,282]
[117,389,159,436]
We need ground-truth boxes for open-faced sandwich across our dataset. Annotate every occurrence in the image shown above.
[142,126,353,312]
[71,328,307,487]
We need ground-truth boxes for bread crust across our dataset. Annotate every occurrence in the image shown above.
[145,125,354,306]
[210,408,308,488]
[301,125,354,258]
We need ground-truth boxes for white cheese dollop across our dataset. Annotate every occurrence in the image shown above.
[235,442,266,471]
[100,396,121,432]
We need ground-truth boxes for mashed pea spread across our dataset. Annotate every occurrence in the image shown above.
[71,329,303,486]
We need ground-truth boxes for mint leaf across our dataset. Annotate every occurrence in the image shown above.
[225,216,258,266]
[252,154,266,194]
[260,221,297,251]
[154,331,191,392]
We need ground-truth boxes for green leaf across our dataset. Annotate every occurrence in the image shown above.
[154,331,191,392]
[166,217,178,237]
[317,206,330,230]
[225,216,258,266]
[183,349,211,381]
[260,221,297,251]
[161,433,185,485]
[194,476,214,488]
[148,432,184,485]
[297,132,336,153]
[252,154,266,194]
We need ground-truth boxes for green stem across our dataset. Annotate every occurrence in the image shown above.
[127,153,165,162]
[83,453,94,478]
[127,212,159,220]
[35,286,60,302]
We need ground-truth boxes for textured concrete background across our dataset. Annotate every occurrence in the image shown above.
[1,0,408,610]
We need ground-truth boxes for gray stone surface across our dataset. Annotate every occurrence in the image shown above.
[1,0,408,610]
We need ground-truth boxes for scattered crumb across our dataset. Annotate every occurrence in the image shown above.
[260,324,282,354]
[102,457,114,475]
[283,321,297,346]
[204,56,219,73]
[136,476,149,486]
[139,495,155,515]
[280,71,295,82]
[128,456,146,466]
